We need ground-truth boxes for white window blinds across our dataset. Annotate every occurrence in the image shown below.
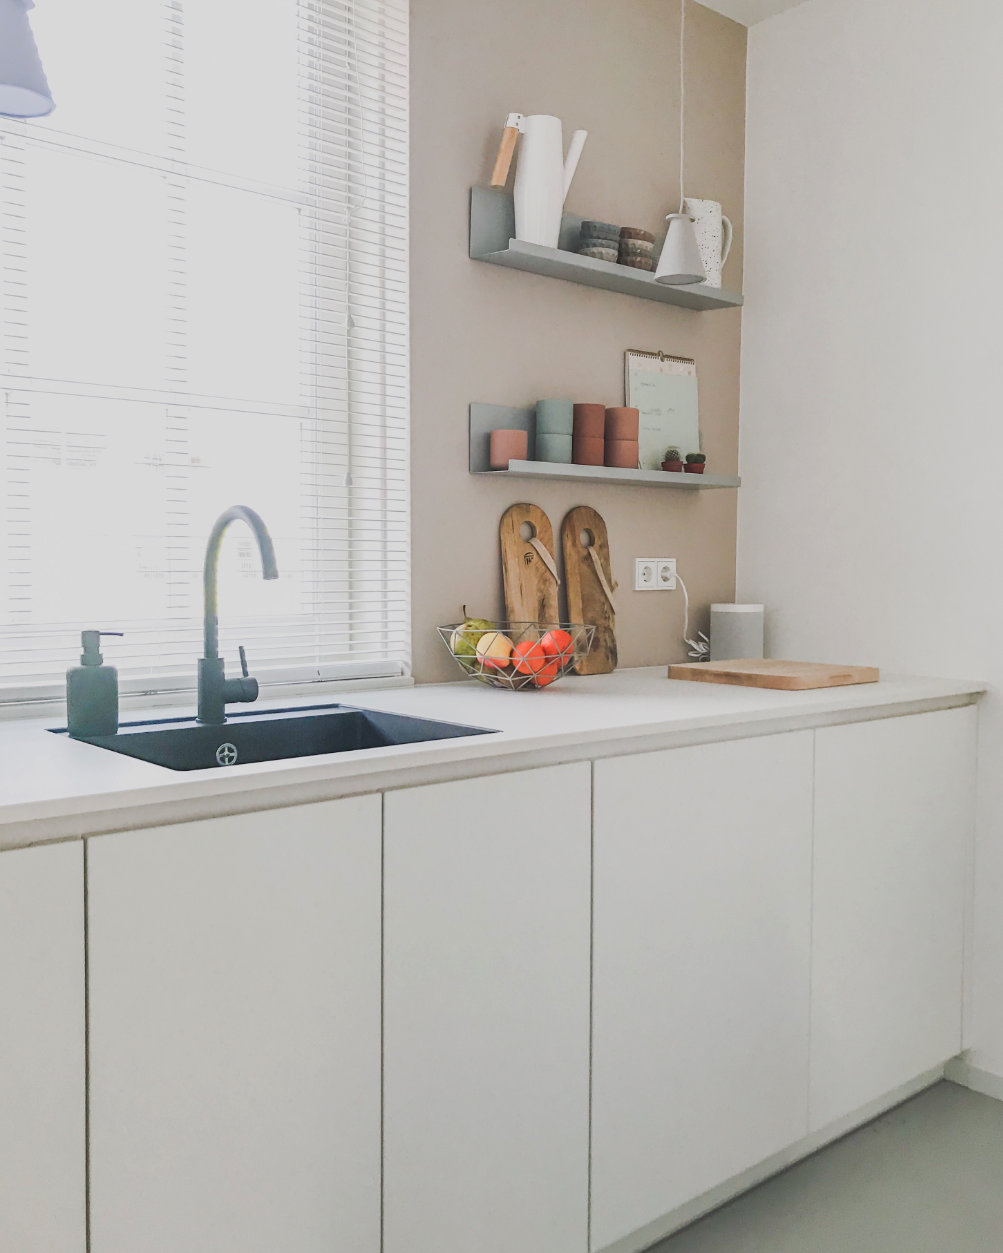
[0,0,410,701]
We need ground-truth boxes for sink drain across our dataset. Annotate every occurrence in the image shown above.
[215,742,238,766]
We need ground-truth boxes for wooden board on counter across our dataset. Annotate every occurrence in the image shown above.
[499,504,560,626]
[562,505,617,675]
[667,660,880,691]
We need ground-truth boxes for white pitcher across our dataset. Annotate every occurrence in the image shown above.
[509,114,587,249]
[683,197,733,288]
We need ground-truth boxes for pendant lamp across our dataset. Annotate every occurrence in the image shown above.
[655,0,705,286]
[0,0,54,119]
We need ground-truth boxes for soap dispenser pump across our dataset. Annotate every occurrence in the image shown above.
[67,630,123,738]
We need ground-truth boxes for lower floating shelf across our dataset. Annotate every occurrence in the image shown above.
[469,402,740,489]
[476,460,740,489]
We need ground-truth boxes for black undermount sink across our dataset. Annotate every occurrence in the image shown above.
[51,704,497,772]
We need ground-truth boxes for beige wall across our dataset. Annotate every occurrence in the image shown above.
[409,0,747,683]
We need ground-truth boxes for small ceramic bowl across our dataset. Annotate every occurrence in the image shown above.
[620,226,656,243]
[605,439,639,469]
[489,428,528,469]
[536,433,573,463]
[579,245,618,264]
[605,406,640,441]
[573,403,606,439]
[580,219,621,240]
[619,239,654,258]
[535,398,574,435]
[572,434,605,466]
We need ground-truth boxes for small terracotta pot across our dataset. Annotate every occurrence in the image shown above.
[489,428,528,469]
[573,403,606,439]
[605,406,640,441]
[684,462,706,474]
[661,459,684,473]
[605,439,639,469]
[572,434,605,466]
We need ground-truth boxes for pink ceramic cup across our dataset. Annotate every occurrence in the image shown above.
[604,439,639,469]
[605,406,640,441]
[489,428,529,469]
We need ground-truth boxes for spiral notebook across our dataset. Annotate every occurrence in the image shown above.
[624,350,701,471]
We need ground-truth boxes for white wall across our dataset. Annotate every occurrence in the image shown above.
[739,0,1003,1072]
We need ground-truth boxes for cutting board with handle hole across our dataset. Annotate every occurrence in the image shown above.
[562,505,617,674]
[499,503,560,625]
[667,659,880,690]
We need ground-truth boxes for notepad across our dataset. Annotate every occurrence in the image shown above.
[624,351,701,471]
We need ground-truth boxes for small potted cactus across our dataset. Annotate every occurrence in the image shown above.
[661,447,684,472]
[685,452,707,475]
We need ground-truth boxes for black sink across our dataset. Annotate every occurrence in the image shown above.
[51,703,496,771]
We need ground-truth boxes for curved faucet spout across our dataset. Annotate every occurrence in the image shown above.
[202,505,278,662]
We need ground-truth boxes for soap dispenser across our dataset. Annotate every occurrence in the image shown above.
[67,630,124,738]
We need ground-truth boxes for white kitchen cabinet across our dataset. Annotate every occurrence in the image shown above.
[810,706,976,1130]
[88,796,382,1253]
[0,842,86,1253]
[591,732,814,1252]
[383,763,592,1253]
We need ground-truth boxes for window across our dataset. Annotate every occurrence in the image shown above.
[0,0,409,701]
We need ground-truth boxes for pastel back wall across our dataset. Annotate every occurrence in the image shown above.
[409,0,747,683]
[739,0,1003,1068]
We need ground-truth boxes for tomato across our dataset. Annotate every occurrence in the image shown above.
[511,639,548,675]
[533,661,561,687]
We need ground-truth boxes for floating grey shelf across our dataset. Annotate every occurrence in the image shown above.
[469,187,743,312]
[469,403,740,489]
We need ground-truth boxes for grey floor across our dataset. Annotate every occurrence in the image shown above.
[651,1083,1003,1253]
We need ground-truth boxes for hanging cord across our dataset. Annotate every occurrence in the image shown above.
[677,571,709,660]
[678,0,687,214]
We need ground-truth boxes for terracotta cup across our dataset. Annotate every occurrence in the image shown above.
[605,439,639,469]
[605,406,640,441]
[489,428,528,469]
[572,434,605,466]
[573,403,606,439]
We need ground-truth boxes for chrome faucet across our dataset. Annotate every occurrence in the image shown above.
[197,505,279,725]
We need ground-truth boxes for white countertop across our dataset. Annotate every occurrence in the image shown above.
[0,667,984,851]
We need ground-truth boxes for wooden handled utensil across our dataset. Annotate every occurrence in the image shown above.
[490,113,523,189]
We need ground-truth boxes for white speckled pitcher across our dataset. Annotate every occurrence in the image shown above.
[684,197,733,288]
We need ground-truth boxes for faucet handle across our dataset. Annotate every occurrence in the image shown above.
[238,645,249,678]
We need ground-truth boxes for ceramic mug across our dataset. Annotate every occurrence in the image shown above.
[683,197,733,288]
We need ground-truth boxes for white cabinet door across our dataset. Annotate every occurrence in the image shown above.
[384,764,591,1253]
[88,796,382,1253]
[810,706,976,1130]
[0,843,86,1253]
[591,733,814,1252]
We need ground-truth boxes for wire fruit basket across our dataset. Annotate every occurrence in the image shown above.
[437,621,596,690]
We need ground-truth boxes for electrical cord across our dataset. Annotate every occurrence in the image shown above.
[676,571,709,660]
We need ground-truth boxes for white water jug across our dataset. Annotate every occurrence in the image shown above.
[683,197,733,288]
[505,114,587,249]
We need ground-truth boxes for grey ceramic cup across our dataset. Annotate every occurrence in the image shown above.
[535,432,573,463]
[535,398,574,435]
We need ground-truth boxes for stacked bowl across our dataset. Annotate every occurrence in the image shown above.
[535,398,574,462]
[605,406,639,468]
[572,403,605,465]
[618,226,656,271]
[578,220,620,263]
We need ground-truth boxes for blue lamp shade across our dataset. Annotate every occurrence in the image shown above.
[0,0,54,118]
[654,213,706,286]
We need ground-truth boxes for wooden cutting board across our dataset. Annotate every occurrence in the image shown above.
[499,503,560,625]
[667,659,880,690]
[562,505,617,675]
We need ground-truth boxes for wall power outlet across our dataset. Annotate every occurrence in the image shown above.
[635,558,677,591]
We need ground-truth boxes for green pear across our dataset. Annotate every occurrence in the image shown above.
[450,609,493,657]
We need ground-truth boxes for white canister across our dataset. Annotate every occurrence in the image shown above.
[710,604,764,662]
[683,197,733,289]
